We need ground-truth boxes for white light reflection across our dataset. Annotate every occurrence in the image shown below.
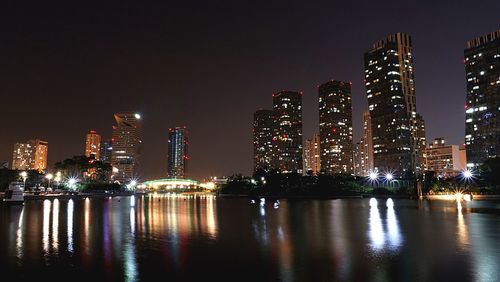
[130,196,135,207]
[368,198,403,252]
[124,203,138,281]
[368,198,384,250]
[67,199,74,253]
[52,199,59,251]
[386,198,402,248]
[43,200,51,254]
[16,207,25,260]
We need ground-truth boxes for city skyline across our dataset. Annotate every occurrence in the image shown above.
[1,2,499,180]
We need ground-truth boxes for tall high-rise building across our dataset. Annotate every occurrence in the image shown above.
[364,32,425,175]
[99,140,113,164]
[253,109,274,173]
[304,134,321,175]
[319,80,353,174]
[167,126,188,179]
[361,111,374,175]
[272,91,303,174]
[416,114,427,166]
[353,141,363,176]
[111,113,142,183]
[464,29,500,167]
[11,139,48,172]
[85,130,101,160]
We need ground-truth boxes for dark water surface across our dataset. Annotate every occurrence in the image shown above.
[1,194,500,281]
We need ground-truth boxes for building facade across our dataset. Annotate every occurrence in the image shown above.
[353,141,363,176]
[361,111,374,176]
[99,140,113,164]
[11,139,48,172]
[464,29,500,167]
[424,138,467,178]
[272,91,303,174]
[85,130,101,160]
[319,80,353,174]
[364,32,425,176]
[253,109,274,173]
[167,126,188,179]
[304,134,321,175]
[111,113,142,183]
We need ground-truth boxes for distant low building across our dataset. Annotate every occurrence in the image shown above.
[424,138,466,178]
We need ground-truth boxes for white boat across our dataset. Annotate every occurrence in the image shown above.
[2,182,24,205]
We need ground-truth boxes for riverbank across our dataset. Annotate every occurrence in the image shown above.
[216,193,416,200]
[0,191,140,201]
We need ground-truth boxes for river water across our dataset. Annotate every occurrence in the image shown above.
[1,194,499,281]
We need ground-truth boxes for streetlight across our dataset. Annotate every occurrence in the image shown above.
[367,171,378,188]
[20,171,28,191]
[385,173,394,189]
[45,173,53,191]
[67,177,78,191]
[461,169,474,199]
[385,173,394,181]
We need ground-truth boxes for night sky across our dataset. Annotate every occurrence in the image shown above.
[1,1,499,180]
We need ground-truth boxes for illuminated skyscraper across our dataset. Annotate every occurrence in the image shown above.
[319,80,353,174]
[99,139,113,164]
[353,141,363,176]
[253,109,274,173]
[304,134,321,175]
[464,29,500,167]
[167,126,188,179]
[272,91,303,174]
[361,111,374,175]
[364,32,425,175]
[11,139,48,172]
[85,130,101,160]
[111,113,142,183]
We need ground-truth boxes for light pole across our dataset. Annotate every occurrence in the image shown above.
[461,169,474,198]
[20,171,28,191]
[385,173,394,189]
[368,171,378,188]
[45,173,53,192]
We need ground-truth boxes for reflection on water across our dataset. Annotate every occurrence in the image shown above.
[16,206,24,261]
[457,201,469,249]
[368,198,403,253]
[43,199,50,255]
[67,199,74,253]
[1,196,500,281]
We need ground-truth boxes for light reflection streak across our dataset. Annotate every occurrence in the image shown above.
[368,198,384,250]
[368,198,403,252]
[43,200,51,255]
[386,199,402,248]
[206,196,217,238]
[84,197,90,256]
[52,199,59,251]
[456,201,469,248]
[124,206,138,282]
[16,207,24,261]
[67,199,74,253]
